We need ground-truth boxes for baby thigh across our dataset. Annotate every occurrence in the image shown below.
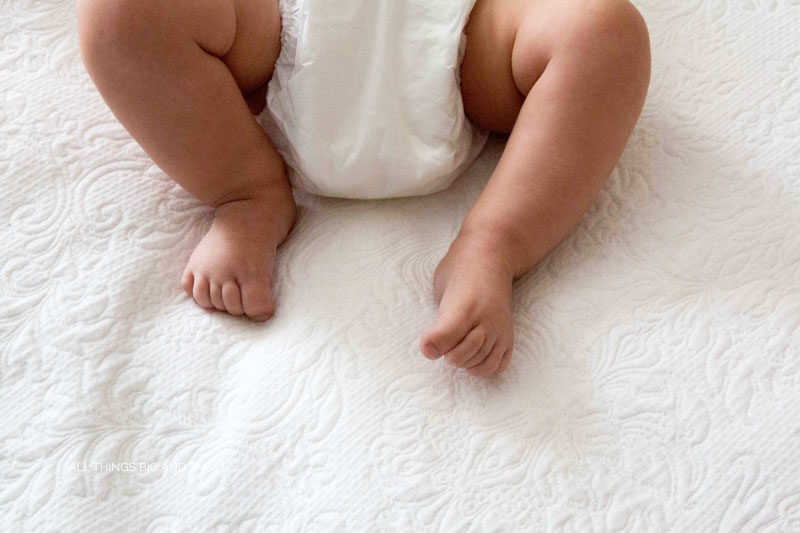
[461,0,527,133]
[77,0,283,205]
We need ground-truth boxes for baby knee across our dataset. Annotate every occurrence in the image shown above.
[77,0,191,72]
[77,0,149,68]
[77,0,237,74]
[512,0,650,95]
[570,0,650,66]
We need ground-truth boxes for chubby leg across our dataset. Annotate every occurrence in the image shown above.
[420,0,651,375]
[77,0,294,321]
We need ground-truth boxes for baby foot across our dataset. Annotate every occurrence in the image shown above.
[182,185,296,321]
[419,229,515,377]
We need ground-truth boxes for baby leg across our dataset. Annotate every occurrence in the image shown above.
[420,0,651,375]
[77,0,294,320]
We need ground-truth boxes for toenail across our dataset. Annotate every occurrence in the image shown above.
[426,343,441,359]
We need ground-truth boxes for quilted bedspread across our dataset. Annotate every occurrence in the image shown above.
[2,0,800,531]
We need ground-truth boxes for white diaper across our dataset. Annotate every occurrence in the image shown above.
[257,0,488,199]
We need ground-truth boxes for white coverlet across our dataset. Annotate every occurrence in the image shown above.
[1,0,799,531]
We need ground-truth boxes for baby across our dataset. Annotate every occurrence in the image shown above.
[77,0,650,377]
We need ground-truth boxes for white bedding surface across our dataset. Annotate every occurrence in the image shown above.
[2,0,799,530]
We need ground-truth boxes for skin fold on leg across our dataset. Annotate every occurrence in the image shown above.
[77,0,297,321]
[419,0,651,377]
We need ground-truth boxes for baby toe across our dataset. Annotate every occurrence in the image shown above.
[209,281,226,311]
[222,280,244,316]
[496,348,513,375]
[181,271,194,298]
[240,278,275,322]
[192,275,213,309]
[443,326,486,367]
[420,311,472,360]
[467,342,507,377]
[463,336,496,369]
